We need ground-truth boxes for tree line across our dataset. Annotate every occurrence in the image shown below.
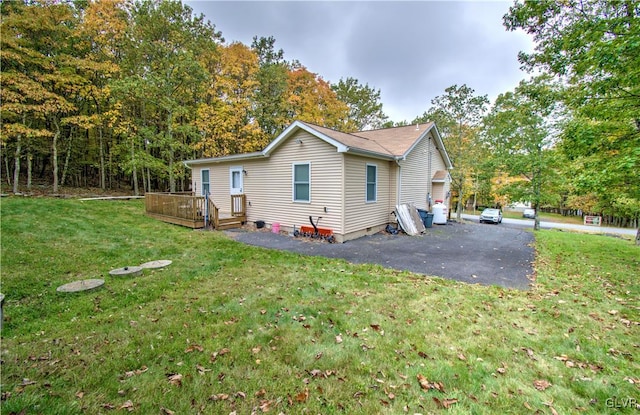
[413,0,639,233]
[1,0,638,233]
[0,0,387,195]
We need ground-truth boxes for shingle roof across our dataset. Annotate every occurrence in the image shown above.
[301,122,435,158]
[432,170,448,182]
[184,120,452,169]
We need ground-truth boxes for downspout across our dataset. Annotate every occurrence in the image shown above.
[394,156,405,207]
[428,136,432,210]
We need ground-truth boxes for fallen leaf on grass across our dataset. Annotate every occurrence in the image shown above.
[166,373,182,387]
[208,393,229,401]
[185,344,204,353]
[533,380,552,391]
[295,388,309,403]
[588,312,603,321]
[522,347,537,360]
[335,335,343,344]
[160,407,175,415]
[554,355,602,371]
[75,391,84,399]
[210,348,230,362]
[259,400,272,412]
[457,353,466,361]
[307,369,336,379]
[543,401,559,415]
[123,366,148,379]
[433,397,458,408]
[196,364,211,375]
[119,400,134,411]
[417,374,445,392]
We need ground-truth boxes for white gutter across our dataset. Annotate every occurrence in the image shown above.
[183,151,265,166]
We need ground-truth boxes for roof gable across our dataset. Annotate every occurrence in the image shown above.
[184,120,453,168]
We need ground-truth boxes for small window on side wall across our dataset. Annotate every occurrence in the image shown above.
[293,162,310,202]
[366,164,377,202]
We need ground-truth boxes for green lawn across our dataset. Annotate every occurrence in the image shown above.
[1,197,638,414]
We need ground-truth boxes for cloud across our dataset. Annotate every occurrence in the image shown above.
[186,0,534,122]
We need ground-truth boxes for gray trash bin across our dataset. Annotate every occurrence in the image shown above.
[417,209,434,228]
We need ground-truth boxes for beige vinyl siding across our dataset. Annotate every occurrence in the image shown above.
[194,130,344,234]
[431,139,448,174]
[432,183,446,203]
[398,135,432,209]
[247,131,344,233]
[343,154,392,234]
[430,134,450,204]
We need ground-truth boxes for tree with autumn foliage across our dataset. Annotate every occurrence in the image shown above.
[75,0,127,190]
[111,0,221,193]
[195,42,266,158]
[285,67,351,131]
[250,36,291,139]
[0,0,100,194]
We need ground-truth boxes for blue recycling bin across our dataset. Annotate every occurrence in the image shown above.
[417,209,434,228]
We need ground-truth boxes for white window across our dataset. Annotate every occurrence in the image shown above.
[201,169,210,195]
[293,162,310,202]
[366,164,377,202]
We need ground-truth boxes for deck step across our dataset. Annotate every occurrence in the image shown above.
[216,216,245,230]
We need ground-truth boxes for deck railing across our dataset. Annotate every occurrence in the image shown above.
[231,194,246,217]
[145,192,245,229]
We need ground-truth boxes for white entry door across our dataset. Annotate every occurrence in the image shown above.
[230,167,243,195]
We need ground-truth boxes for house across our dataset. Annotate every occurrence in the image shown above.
[183,120,452,242]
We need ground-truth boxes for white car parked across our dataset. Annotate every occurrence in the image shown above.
[479,208,503,224]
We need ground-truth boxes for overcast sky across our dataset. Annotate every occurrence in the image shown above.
[185,1,534,123]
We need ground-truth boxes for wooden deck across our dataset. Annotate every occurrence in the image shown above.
[145,193,246,230]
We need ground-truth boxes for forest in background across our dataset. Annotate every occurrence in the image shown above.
[1,0,638,229]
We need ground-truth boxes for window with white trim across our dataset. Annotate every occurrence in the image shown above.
[366,164,377,202]
[201,169,210,195]
[293,163,310,202]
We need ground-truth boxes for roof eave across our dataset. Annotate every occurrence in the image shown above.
[183,151,265,166]
[344,147,396,160]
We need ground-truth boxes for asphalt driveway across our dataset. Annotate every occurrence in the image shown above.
[225,221,535,290]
